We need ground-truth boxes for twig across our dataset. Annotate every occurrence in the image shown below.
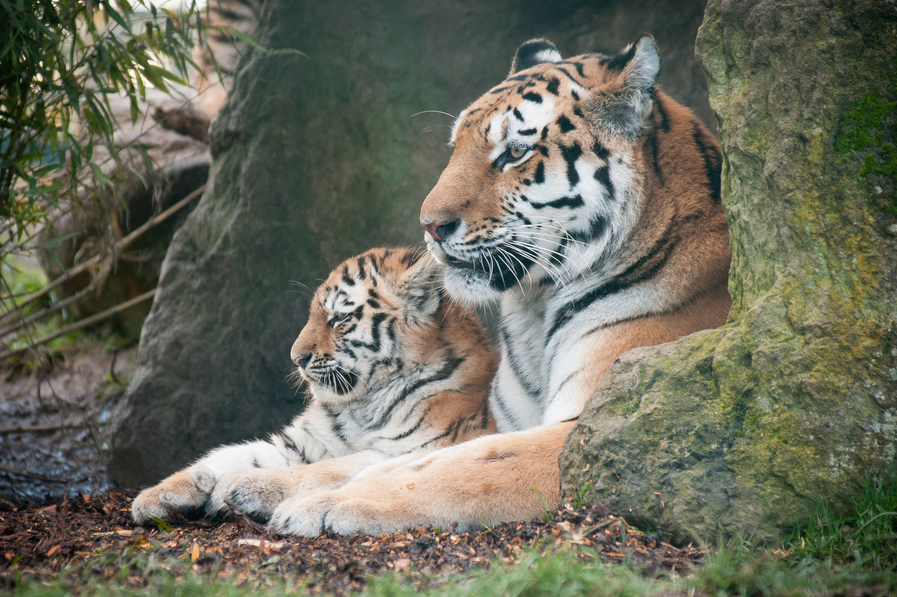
[0,465,66,483]
[0,422,84,435]
[582,517,623,537]
[0,280,100,339]
[0,288,156,361]
[0,184,204,323]
[224,499,269,536]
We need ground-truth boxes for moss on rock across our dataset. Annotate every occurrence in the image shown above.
[560,0,897,542]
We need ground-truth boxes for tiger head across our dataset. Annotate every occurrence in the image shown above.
[421,36,662,304]
[289,248,458,403]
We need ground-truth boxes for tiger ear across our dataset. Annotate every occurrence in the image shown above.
[607,35,660,88]
[509,39,562,75]
[595,35,661,140]
[396,253,444,323]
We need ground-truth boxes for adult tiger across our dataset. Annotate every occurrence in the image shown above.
[132,248,497,524]
[263,35,732,536]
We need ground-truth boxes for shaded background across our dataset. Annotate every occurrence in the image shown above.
[108,0,713,485]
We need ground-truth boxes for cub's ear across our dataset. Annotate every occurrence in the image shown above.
[595,35,661,140]
[397,253,444,323]
[509,39,562,75]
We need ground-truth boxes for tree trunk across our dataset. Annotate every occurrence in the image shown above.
[561,0,897,542]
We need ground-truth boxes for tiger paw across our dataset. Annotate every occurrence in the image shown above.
[267,491,398,537]
[131,468,214,524]
[207,469,293,521]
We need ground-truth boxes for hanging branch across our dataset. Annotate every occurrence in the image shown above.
[0,279,100,339]
[0,183,204,325]
[0,288,157,362]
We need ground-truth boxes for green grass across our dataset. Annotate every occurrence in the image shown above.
[11,545,896,597]
[787,472,897,568]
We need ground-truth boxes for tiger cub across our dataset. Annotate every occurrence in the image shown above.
[132,248,497,524]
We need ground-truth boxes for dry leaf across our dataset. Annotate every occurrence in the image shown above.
[237,538,285,550]
[393,557,411,572]
[191,541,200,562]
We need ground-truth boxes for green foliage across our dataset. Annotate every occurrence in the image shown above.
[0,253,49,315]
[0,0,200,252]
[528,488,553,521]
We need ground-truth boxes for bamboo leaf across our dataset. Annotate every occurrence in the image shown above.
[103,3,130,31]
[88,162,109,188]
[222,26,266,53]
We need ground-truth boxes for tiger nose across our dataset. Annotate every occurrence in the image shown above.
[421,219,460,242]
[292,352,311,370]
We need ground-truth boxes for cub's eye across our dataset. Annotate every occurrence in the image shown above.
[328,314,350,328]
[509,145,527,159]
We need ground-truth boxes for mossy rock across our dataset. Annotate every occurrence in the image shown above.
[560,0,897,542]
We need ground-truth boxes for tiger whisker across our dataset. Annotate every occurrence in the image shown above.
[410,110,457,119]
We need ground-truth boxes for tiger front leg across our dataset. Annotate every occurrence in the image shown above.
[132,466,218,524]
[132,440,296,525]
[209,450,396,521]
[267,423,574,537]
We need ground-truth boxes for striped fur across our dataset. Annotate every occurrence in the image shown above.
[132,248,497,524]
[423,35,731,430]
[264,36,731,536]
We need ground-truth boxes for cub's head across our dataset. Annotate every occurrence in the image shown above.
[289,248,446,403]
[421,36,661,304]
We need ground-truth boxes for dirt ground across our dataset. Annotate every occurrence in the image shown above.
[0,490,705,595]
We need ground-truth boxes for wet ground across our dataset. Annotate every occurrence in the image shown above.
[0,345,138,502]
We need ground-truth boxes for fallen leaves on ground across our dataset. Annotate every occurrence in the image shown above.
[0,490,704,594]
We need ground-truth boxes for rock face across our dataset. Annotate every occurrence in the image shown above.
[561,0,897,542]
[108,0,714,486]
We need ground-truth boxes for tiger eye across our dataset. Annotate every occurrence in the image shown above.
[509,146,526,159]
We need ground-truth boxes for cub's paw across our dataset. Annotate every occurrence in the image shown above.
[267,492,398,537]
[207,469,292,521]
[131,468,214,524]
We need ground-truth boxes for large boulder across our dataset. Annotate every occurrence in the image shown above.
[560,0,897,542]
[109,0,715,486]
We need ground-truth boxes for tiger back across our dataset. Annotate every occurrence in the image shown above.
[132,247,496,524]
